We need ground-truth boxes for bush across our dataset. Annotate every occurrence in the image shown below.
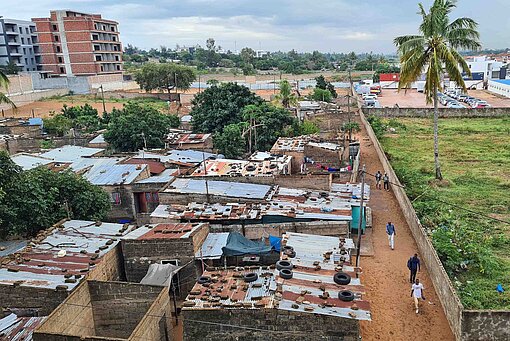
[367,115,386,139]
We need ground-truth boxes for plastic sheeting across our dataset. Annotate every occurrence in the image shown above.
[140,263,181,287]
[269,235,281,252]
[222,232,273,256]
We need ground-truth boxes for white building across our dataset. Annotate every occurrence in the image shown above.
[466,56,506,81]
[488,79,510,98]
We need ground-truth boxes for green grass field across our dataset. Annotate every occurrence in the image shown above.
[379,116,510,309]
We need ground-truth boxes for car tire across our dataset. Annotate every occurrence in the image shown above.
[333,272,351,285]
[338,290,355,302]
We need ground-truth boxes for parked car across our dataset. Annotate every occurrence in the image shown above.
[472,101,490,108]
[447,102,465,108]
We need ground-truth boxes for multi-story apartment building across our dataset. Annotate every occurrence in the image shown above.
[0,18,41,72]
[32,10,122,76]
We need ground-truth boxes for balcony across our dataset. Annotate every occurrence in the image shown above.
[5,30,18,35]
[7,40,20,46]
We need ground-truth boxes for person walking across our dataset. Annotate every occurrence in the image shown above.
[383,173,390,191]
[411,278,426,314]
[386,221,396,250]
[375,170,382,189]
[407,253,421,283]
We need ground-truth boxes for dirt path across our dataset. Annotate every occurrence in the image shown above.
[356,117,454,341]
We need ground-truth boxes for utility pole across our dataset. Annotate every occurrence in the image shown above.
[355,164,366,270]
[202,151,210,203]
[99,85,106,114]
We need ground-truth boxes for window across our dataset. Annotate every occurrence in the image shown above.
[113,46,118,51]
[23,48,26,54]
[27,38,31,44]
[111,192,121,205]
[21,37,25,44]
[161,259,179,266]
[116,65,121,71]
[94,23,98,30]
[102,25,106,30]
[29,48,32,53]
[58,56,63,63]
[19,27,23,34]
[94,45,100,51]
[95,55,102,61]
[52,24,57,31]
[59,67,65,73]
[54,35,59,42]
[24,58,28,64]
[115,55,119,61]
[111,26,115,32]
[25,27,29,34]
[56,46,61,53]
[112,36,117,42]
[92,34,99,40]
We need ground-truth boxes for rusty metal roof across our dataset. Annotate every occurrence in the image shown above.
[183,232,371,321]
[122,222,208,240]
[167,132,211,145]
[0,314,46,341]
[0,220,133,291]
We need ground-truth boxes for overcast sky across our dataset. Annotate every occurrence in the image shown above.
[4,0,509,53]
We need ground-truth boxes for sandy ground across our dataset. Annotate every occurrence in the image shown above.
[355,120,454,341]
[378,89,510,108]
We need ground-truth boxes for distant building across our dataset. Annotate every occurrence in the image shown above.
[0,18,41,72]
[488,79,510,98]
[465,56,506,81]
[32,10,122,76]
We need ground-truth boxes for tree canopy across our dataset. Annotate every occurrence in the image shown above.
[395,0,481,180]
[0,152,111,238]
[134,63,196,95]
[213,123,247,159]
[104,102,180,152]
[274,80,298,108]
[190,82,263,133]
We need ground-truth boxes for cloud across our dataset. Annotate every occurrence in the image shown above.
[2,0,508,53]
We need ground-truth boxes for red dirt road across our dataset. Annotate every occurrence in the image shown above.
[357,119,454,341]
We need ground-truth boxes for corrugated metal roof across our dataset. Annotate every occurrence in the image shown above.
[122,222,208,240]
[0,314,46,341]
[11,154,53,170]
[135,168,176,184]
[164,179,272,200]
[70,157,124,173]
[135,149,216,165]
[39,145,104,162]
[0,240,27,257]
[196,232,229,260]
[0,220,133,290]
[88,133,105,144]
[307,142,342,151]
[83,164,147,185]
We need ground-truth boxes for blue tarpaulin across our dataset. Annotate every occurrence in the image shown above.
[269,235,281,252]
[222,232,273,256]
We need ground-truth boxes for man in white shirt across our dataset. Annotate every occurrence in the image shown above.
[411,278,425,314]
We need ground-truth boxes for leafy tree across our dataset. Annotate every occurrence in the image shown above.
[190,82,263,133]
[213,123,246,158]
[60,104,102,132]
[242,103,296,152]
[43,114,73,136]
[135,63,196,99]
[0,152,110,238]
[242,63,256,75]
[342,122,361,141]
[240,47,256,65]
[275,80,297,108]
[294,121,320,135]
[395,0,481,180]
[315,75,328,90]
[310,88,333,102]
[104,103,180,152]
[0,71,15,108]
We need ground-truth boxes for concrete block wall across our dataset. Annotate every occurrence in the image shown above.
[183,308,360,341]
[210,220,349,239]
[363,107,510,118]
[358,103,464,339]
[88,281,162,339]
[0,284,69,315]
[88,244,125,282]
[304,144,343,168]
[129,287,174,341]
[34,281,95,339]
[0,88,68,111]
[462,310,510,341]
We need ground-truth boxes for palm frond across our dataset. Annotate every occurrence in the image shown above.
[447,17,479,31]
[0,71,9,90]
[0,92,15,108]
[437,43,466,92]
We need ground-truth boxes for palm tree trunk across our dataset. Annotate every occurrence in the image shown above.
[433,91,443,180]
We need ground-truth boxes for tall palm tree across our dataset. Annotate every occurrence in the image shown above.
[275,79,298,108]
[395,0,480,180]
[0,71,15,108]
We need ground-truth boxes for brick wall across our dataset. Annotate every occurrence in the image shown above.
[304,144,343,168]
[88,281,162,339]
[104,185,137,222]
[34,281,94,339]
[0,284,69,316]
[358,95,463,340]
[129,287,174,341]
[182,308,360,341]
[363,107,510,118]
[88,244,125,282]
[210,220,349,239]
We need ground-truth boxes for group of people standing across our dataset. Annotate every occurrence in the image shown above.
[374,170,390,191]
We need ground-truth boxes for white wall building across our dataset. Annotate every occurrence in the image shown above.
[488,79,510,98]
[466,56,506,81]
